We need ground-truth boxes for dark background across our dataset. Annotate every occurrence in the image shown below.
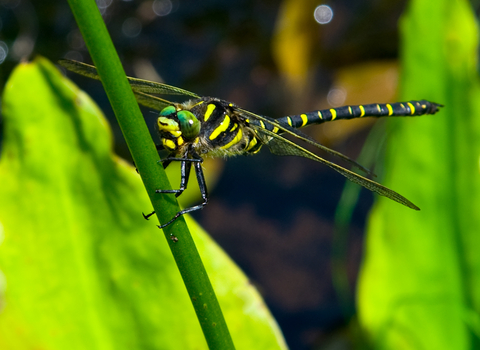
[0,0,436,348]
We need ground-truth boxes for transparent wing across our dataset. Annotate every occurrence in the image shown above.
[133,91,175,111]
[251,126,419,210]
[59,59,200,98]
[237,107,375,176]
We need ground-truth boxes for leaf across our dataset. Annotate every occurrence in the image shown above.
[0,57,287,350]
[357,0,480,348]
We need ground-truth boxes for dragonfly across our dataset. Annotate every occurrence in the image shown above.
[59,59,442,228]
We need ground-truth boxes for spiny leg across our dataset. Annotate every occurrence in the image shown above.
[155,157,193,196]
[143,156,203,224]
[158,154,209,229]
[143,211,156,220]
[142,153,178,220]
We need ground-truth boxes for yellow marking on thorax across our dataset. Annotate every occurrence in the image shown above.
[386,104,393,116]
[300,114,308,127]
[317,111,323,120]
[221,127,243,149]
[329,109,337,121]
[272,126,279,134]
[177,136,184,146]
[287,117,293,126]
[192,101,204,108]
[209,114,231,140]
[407,102,415,115]
[204,104,216,122]
[359,105,365,117]
[259,120,266,129]
[245,136,258,151]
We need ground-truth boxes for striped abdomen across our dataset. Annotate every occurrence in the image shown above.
[276,100,442,130]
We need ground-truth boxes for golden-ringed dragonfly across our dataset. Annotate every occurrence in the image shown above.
[59,59,442,229]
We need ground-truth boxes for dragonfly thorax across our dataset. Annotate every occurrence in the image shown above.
[157,98,263,157]
[186,98,263,157]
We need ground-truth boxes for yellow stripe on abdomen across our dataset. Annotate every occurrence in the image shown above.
[329,109,337,121]
[300,114,308,127]
[407,102,415,115]
[359,105,365,117]
[386,104,393,116]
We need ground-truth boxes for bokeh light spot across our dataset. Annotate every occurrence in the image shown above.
[314,5,333,24]
[122,18,142,38]
[327,88,346,107]
[0,42,8,64]
[96,0,112,9]
[153,0,173,16]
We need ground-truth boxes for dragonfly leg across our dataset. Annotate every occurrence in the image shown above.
[162,156,202,163]
[143,210,156,220]
[158,155,209,229]
[142,159,190,221]
[143,153,193,220]
[155,157,202,196]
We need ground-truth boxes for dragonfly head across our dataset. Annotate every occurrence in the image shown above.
[157,105,201,151]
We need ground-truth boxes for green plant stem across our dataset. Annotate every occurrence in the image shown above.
[65,0,235,348]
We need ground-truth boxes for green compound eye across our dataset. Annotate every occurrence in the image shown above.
[159,105,176,116]
[177,110,201,139]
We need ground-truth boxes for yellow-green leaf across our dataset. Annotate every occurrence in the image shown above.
[358,0,480,348]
